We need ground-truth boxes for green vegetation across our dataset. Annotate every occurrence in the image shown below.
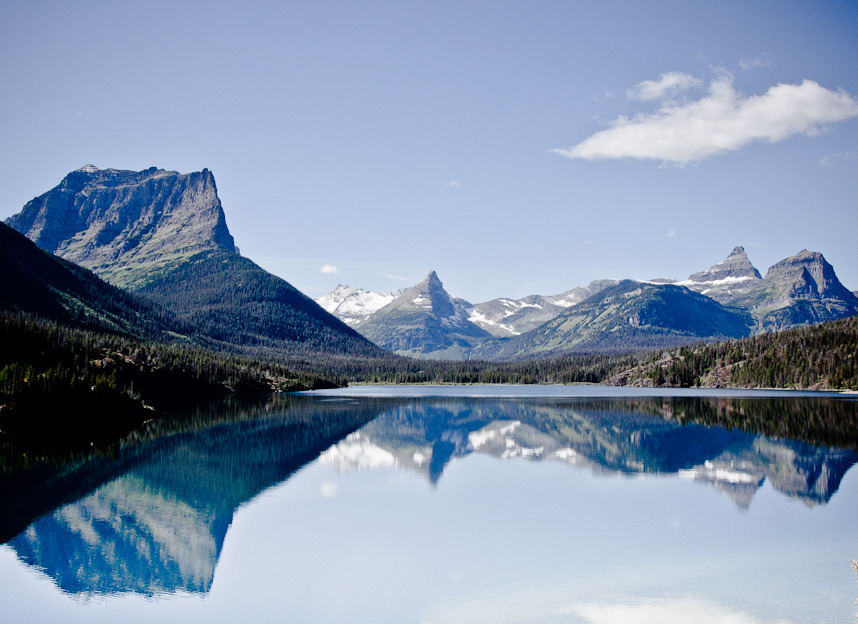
[307,351,638,385]
[0,311,341,470]
[613,316,858,390]
[134,249,386,358]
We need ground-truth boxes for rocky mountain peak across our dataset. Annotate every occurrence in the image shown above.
[687,245,762,283]
[405,270,457,317]
[6,166,236,289]
[764,250,853,300]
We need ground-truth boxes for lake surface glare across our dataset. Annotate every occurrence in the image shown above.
[1,386,857,623]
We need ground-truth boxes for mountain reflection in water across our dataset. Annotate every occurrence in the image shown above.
[2,393,856,600]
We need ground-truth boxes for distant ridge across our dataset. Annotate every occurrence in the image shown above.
[682,247,858,332]
[320,246,857,360]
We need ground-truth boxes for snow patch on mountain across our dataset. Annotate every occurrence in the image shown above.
[316,285,403,326]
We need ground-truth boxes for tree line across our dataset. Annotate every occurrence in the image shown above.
[615,316,858,390]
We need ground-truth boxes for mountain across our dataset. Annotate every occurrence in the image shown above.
[473,280,753,359]
[682,247,858,332]
[7,165,235,289]
[468,280,617,337]
[686,245,763,283]
[6,166,384,357]
[316,285,404,327]
[357,271,492,359]
[0,222,180,338]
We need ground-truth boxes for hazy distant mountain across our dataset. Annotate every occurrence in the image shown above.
[468,280,617,337]
[682,247,858,332]
[6,166,384,357]
[473,280,753,359]
[357,271,492,359]
[320,245,856,360]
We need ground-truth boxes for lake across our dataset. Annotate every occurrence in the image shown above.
[1,386,857,623]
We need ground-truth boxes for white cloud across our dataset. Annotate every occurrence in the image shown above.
[554,77,858,165]
[376,271,409,282]
[739,53,771,70]
[321,264,339,274]
[567,598,791,624]
[819,151,857,167]
[666,228,678,238]
[444,180,462,188]
[627,71,702,102]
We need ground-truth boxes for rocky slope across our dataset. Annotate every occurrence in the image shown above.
[357,271,492,359]
[6,166,384,357]
[472,280,753,359]
[7,165,235,289]
[468,280,617,337]
[685,245,762,283]
[682,247,858,332]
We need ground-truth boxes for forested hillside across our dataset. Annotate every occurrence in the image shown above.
[610,316,858,390]
[0,312,341,469]
[134,249,388,358]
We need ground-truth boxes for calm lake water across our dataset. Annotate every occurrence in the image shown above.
[1,386,857,623]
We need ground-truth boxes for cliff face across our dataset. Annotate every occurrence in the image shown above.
[6,165,236,288]
[683,247,858,333]
[687,245,763,282]
[764,250,855,301]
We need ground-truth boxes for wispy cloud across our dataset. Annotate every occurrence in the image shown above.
[444,180,462,188]
[739,53,771,70]
[320,264,339,274]
[376,271,408,282]
[553,76,858,166]
[627,71,701,102]
[566,598,789,624]
[666,228,678,238]
[819,151,858,167]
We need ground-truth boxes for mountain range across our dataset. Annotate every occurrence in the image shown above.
[4,165,857,362]
[319,246,858,359]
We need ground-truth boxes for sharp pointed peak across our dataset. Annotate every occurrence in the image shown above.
[416,270,443,286]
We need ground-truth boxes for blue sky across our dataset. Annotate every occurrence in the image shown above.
[1,1,856,301]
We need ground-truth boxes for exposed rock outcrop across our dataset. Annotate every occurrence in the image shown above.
[687,245,762,282]
[6,165,236,288]
[358,271,491,359]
